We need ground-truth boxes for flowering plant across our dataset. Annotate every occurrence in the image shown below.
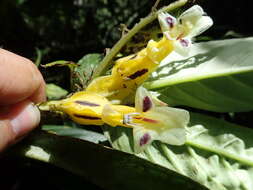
[40,5,212,153]
[16,1,253,189]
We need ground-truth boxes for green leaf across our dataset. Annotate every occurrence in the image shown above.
[42,124,107,144]
[42,54,103,91]
[103,112,253,190]
[14,131,207,190]
[46,83,68,100]
[144,38,253,112]
[72,53,103,90]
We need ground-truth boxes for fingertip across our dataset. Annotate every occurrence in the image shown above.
[30,79,47,103]
[0,49,46,105]
[24,58,47,103]
[0,100,40,152]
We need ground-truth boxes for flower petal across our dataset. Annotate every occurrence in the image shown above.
[127,105,188,146]
[133,126,158,153]
[135,86,154,112]
[188,16,213,38]
[173,37,192,56]
[179,5,204,24]
[132,106,188,152]
[154,106,190,127]
[101,104,120,127]
[131,90,189,152]
[150,96,168,107]
[178,5,213,38]
[142,106,188,127]
[158,12,177,32]
[159,128,186,145]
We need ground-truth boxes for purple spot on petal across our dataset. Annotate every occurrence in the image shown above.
[140,133,151,146]
[142,117,159,124]
[73,114,101,120]
[180,39,189,47]
[166,17,174,28]
[127,69,148,80]
[143,96,152,112]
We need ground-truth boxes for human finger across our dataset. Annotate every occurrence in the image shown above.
[0,100,40,152]
[0,49,46,105]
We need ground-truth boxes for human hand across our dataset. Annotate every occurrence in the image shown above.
[0,49,46,152]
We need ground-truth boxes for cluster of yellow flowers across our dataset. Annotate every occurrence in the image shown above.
[46,5,213,152]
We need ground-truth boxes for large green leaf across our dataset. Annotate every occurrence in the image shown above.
[103,113,253,190]
[144,38,253,112]
[14,131,207,190]
[42,124,107,144]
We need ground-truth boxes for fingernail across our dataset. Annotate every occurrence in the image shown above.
[10,103,40,137]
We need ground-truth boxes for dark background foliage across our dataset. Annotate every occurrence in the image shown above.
[0,0,155,61]
[0,0,253,189]
[1,0,252,63]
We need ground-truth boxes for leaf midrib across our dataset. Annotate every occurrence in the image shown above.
[186,140,253,167]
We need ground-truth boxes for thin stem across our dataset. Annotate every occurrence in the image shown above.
[152,0,161,12]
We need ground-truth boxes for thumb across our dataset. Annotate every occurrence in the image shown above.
[0,100,40,152]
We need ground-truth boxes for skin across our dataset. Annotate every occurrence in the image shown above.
[0,49,46,152]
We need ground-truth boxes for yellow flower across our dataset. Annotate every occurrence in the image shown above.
[49,86,189,153]
[86,37,174,103]
[158,5,213,55]
[86,5,213,103]
[49,91,110,125]
[102,87,189,153]
[41,5,212,152]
